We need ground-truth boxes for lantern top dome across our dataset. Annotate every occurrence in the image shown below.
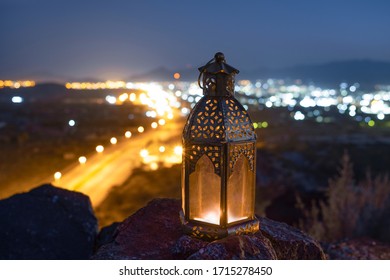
[183,96,256,143]
[198,52,239,76]
[184,52,255,143]
[198,52,239,97]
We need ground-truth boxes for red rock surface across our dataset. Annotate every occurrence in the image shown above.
[93,199,183,259]
[324,238,390,260]
[260,216,326,259]
[186,234,277,260]
[92,198,326,260]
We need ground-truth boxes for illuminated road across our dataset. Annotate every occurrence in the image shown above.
[51,121,182,207]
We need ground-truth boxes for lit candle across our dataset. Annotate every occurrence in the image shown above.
[194,210,220,225]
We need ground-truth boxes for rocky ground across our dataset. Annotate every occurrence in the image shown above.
[0,184,97,259]
[0,184,389,260]
[92,198,325,260]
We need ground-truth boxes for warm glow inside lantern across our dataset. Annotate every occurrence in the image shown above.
[180,52,259,240]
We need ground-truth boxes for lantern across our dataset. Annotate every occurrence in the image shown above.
[180,52,259,240]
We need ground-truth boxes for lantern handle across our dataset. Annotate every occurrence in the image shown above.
[197,57,215,90]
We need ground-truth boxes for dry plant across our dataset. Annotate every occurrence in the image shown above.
[297,152,390,242]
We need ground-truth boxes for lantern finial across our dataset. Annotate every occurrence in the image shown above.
[214,52,225,63]
[198,52,239,97]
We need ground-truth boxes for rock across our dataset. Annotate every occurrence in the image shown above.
[259,216,326,259]
[0,184,98,259]
[172,235,208,259]
[95,222,120,250]
[324,238,390,260]
[92,198,183,259]
[93,198,326,260]
[187,234,277,260]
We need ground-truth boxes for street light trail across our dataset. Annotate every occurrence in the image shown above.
[52,122,182,207]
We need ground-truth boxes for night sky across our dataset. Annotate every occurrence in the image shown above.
[1,0,390,81]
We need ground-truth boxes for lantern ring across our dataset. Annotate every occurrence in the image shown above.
[198,56,216,90]
[198,70,204,90]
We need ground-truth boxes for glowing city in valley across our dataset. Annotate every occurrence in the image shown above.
[56,77,390,177]
[2,76,390,185]
[0,80,35,89]
[4,77,388,123]
[63,78,390,125]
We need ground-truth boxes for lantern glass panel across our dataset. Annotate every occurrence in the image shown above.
[189,155,221,225]
[227,155,254,224]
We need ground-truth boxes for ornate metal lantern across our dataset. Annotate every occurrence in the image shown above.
[180,52,259,240]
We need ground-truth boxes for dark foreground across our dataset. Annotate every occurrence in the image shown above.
[1,185,389,260]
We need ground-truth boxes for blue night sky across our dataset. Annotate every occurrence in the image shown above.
[1,0,390,81]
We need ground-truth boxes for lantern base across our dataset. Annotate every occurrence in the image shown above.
[180,210,259,241]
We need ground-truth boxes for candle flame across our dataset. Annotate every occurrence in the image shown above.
[194,211,220,225]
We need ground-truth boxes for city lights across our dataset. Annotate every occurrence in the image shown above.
[54,172,62,180]
[151,122,158,129]
[65,80,127,90]
[173,72,181,80]
[105,95,117,104]
[68,120,76,127]
[378,113,385,120]
[187,78,382,122]
[294,111,305,121]
[125,131,132,138]
[138,143,183,169]
[110,137,117,145]
[66,82,179,121]
[11,96,23,103]
[0,80,35,89]
[96,145,104,153]
[129,92,136,102]
[140,149,149,158]
[78,156,87,164]
[7,76,388,196]
[138,126,145,133]
[45,78,390,128]
[150,162,158,170]
[119,93,128,102]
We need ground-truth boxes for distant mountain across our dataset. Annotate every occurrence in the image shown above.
[249,60,390,88]
[129,60,390,89]
[128,66,198,82]
[9,60,389,88]
[10,71,72,84]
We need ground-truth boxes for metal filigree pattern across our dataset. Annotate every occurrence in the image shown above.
[226,75,235,95]
[189,98,225,141]
[225,98,255,141]
[187,144,221,175]
[228,219,260,236]
[190,225,220,240]
[203,75,216,92]
[229,143,255,174]
[184,96,256,143]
